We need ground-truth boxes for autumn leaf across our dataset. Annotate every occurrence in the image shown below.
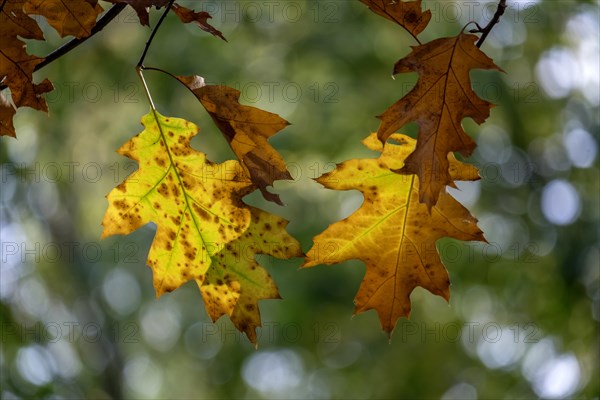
[103,1,224,38]
[0,0,53,119]
[304,133,485,337]
[377,33,502,208]
[0,95,16,137]
[102,111,255,296]
[178,75,292,205]
[359,0,431,37]
[200,206,302,344]
[171,3,226,41]
[23,0,103,38]
[105,0,169,26]
[102,111,301,343]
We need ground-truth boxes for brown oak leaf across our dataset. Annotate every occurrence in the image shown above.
[0,95,16,137]
[178,75,292,205]
[23,0,103,38]
[0,0,53,130]
[378,33,502,208]
[359,0,431,37]
[104,0,169,26]
[171,3,226,42]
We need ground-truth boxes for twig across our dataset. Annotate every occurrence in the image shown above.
[0,3,127,91]
[473,0,507,47]
[136,0,175,119]
[137,0,176,67]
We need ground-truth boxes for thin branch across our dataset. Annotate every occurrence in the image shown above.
[137,0,176,67]
[473,0,507,47]
[0,3,127,91]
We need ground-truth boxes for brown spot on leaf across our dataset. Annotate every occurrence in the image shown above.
[114,199,128,210]
[158,183,169,196]
[192,203,210,220]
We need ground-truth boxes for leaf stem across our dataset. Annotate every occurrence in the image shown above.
[474,0,507,47]
[0,3,127,92]
[136,67,157,111]
[136,0,176,67]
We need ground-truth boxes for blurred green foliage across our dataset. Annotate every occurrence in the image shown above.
[1,1,598,399]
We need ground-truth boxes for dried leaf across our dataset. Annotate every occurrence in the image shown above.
[360,0,431,37]
[378,33,502,208]
[171,3,226,41]
[304,133,485,337]
[105,0,169,26]
[0,0,53,128]
[23,0,103,38]
[0,95,16,137]
[178,76,292,205]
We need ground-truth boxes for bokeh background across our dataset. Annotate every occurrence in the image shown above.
[1,0,598,398]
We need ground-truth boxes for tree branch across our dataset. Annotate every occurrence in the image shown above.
[474,0,507,48]
[0,3,127,92]
[137,0,176,67]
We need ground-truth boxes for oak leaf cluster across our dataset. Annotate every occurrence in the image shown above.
[1,0,503,342]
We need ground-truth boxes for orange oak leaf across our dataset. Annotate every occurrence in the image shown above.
[304,133,485,337]
[23,0,103,38]
[104,0,169,26]
[200,206,302,344]
[377,33,502,209]
[171,3,226,41]
[178,75,292,205]
[0,0,53,129]
[359,0,431,37]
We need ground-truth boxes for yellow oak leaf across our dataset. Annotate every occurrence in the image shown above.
[304,133,485,337]
[199,206,302,344]
[377,33,502,208]
[102,111,254,296]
